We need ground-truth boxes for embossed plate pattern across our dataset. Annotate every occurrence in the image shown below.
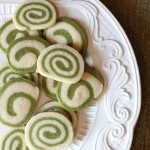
[0,0,141,150]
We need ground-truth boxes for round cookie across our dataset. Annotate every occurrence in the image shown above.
[57,68,103,111]
[7,36,50,74]
[13,0,57,30]
[0,78,39,127]
[37,44,84,83]
[25,112,74,150]
[44,18,88,56]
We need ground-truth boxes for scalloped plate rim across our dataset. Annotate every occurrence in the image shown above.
[97,1,141,149]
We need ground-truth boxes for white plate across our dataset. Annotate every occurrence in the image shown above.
[0,0,141,150]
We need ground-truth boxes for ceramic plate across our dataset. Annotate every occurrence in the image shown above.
[0,0,141,150]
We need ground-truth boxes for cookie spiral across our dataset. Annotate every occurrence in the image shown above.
[57,70,103,111]
[25,112,74,150]
[37,44,84,83]
[13,0,56,30]
[44,18,88,56]
[7,36,50,74]
[0,78,39,127]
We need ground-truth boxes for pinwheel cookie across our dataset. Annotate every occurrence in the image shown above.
[13,0,57,30]
[25,112,74,150]
[0,78,39,127]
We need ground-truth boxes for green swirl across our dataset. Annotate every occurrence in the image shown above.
[16,3,53,30]
[15,47,40,61]
[58,18,88,55]
[1,128,28,150]
[42,48,80,78]
[0,78,38,127]
[54,29,73,47]
[38,124,61,139]
[44,18,88,56]
[29,117,68,148]
[7,29,27,45]
[7,92,35,117]
[57,80,94,111]
[7,36,50,74]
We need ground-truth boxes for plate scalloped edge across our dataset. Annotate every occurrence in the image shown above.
[94,1,141,150]
[0,0,141,150]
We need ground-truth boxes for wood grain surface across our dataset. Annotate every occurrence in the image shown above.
[100,0,150,149]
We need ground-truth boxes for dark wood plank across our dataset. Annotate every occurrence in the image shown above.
[100,0,150,149]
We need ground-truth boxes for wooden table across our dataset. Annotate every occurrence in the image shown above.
[100,0,150,149]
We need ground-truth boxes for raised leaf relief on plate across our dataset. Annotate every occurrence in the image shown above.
[0,0,140,150]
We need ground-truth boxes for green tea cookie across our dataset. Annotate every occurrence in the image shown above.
[0,78,39,127]
[0,20,40,53]
[0,65,39,88]
[44,18,88,56]
[13,0,57,30]
[37,44,84,83]
[38,101,77,128]
[42,77,58,99]
[0,127,29,150]
[7,36,50,74]
[57,71,103,111]
[25,112,74,150]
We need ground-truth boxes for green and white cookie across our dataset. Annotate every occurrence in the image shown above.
[7,36,50,74]
[0,78,39,127]
[0,65,39,88]
[0,20,40,53]
[37,44,84,83]
[0,127,28,150]
[44,18,88,56]
[25,112,74,150]
[38,101,77,128]
[42,77,58,99]
[13,0,57,30]
[57,69,103,111]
